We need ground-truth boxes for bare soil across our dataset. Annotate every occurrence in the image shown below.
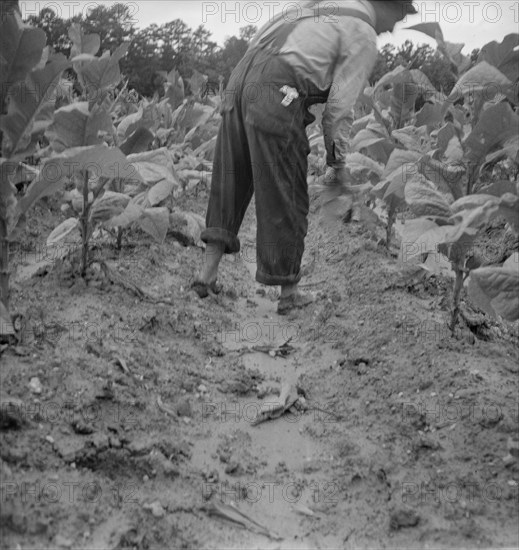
[1,187,518,550]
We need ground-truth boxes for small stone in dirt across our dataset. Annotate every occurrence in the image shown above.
[224,461,243,475]
[390,509,420,530]
[71,420,94,435]
[53,436,88,463]
[54,534,74,548]
[275,461,289,475]
[197,384,208,394]
[90,432,109,450]
[203,469,219,483]
[28,377,42,394]
[143,500,165,518]
[508,437,519,457]
[503,454,515,467]
[176,397,193,418]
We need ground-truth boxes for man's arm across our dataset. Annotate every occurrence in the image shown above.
[322,22,378,169]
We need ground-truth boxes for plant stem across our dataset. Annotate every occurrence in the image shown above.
[449,264,465,333]
[386,205,397,250]
[116,228,123,250]
[0,215,9,311]
[80,170,91,277]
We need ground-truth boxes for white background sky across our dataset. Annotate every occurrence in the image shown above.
[20,1,519,52]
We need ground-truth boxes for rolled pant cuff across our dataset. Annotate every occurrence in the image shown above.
[201,227,240,254]
[256,270,301,286]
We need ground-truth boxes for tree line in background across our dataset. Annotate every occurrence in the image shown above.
[25,3,478,98]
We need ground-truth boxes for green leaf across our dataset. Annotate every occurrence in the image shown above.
[188,70,208,97]
[68,23,100,58]
[175,101,214,132]
[46,217,79,246]
[405,22,444,43]
[399,218,445,263]
[373,149,422,202]
[464,102,519,168]
[62,145,140,180]
[105,201,144,229]
[344,152,384,178]
[351,130,387,152]
[16,157,72,217]
[441,42,471,74]
[119,128,155,155]
[0,54,70,158]
[477,180,518,197]
[503,252,519,269]
[481,135,519,170]
[162,68,184,111]
[90,191,130,225]
[419,156,464,200]
[448,61,512,102]
[497,193,519,233]
[409,69,445,103]
[169,211,205,247]
[478,34,519,83]
[406,24,469,75]
[404,175,452,217]
[0,12,47,109]
[74,42,130,98]
[148,179,175,206]
[390,70,418,128]
[450,194,500,214]
[127,148,178,188]
[392,125,430,153]
[17,146,140,217]
[137,207,170,243]
[0,160,18,233]
[117,103,160,140]
[415,103,444,131]
[0,301,15,336]
[468,267,519,321]
[46,102,113,152]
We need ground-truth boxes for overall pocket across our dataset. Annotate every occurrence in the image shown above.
[244,81,305,138]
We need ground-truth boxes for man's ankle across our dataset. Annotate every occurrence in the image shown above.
[280,284,299,299]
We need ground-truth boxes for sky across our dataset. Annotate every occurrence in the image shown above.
[19,1,519,53]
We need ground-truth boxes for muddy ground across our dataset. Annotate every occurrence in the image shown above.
[1,185,518,550]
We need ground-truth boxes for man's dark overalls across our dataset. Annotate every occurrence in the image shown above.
[200,5,373,286]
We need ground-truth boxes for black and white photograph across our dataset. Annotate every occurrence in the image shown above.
[1,1,518,548]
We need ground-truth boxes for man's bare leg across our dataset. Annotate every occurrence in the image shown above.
[198,242,225,285]
[280,283,299,298]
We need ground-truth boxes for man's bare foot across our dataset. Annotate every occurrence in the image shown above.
[277,291,315,315]
[191,279,223,298]
[192,243,225,298]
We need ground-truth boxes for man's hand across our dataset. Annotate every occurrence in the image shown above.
[320,165,363,223]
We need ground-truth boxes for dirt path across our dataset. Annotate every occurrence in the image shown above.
[1,192,518,549]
